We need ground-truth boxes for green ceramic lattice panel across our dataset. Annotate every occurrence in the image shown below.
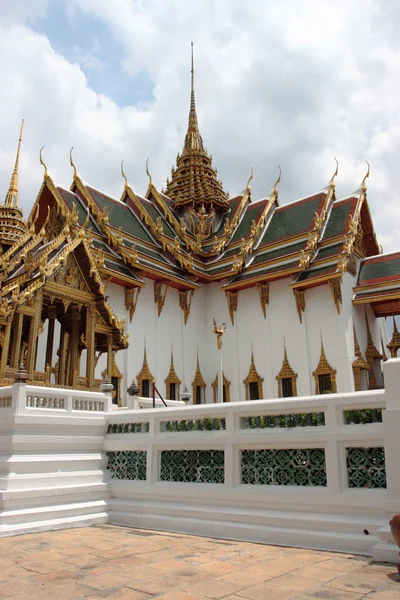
[241,413,325,429]
[241,448,327,486]
[344,410,382,425]
[346,447,386,488]
[106,451,147,480]
[107,423,150,434]
[163,418,226,432]
[160,450,225,483]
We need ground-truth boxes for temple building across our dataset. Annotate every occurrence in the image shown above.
[1,47,400,405]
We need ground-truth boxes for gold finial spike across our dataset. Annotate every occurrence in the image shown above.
[393,315,399,334]
[121,159,129,191]
[39,146,49,179]
[273,165,281,198]
[146,158,154,187]
[246,164,254,193]
[361,160,370,193]
[70,147,78,180]
[330,157,339,186]
[5,119,24,208]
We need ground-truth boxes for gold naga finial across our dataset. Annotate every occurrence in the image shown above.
[5,119,24,208]
[330,157,339,186]
[39,146,49,179]
[246,164,254,194]
[121,159,129,190]
[146,158,154,187]
[362,160,370,193]
[273,165,281,198]
[69,147,78,180]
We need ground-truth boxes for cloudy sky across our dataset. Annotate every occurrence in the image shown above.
[0,0,399,251]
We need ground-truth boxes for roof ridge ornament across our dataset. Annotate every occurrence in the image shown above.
[146,158,154,188]
[273,165,281,199]
[121,159,129,191]
[70,147,78,180]
[330,157,339,187]
[362,160,370,193]
[246,164,254,194]
[39,146,49,179]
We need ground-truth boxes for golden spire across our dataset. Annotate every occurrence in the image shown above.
[5,119,24,208]
[387,316,400,358]
[165,43,228,212]
[184,41,203,153]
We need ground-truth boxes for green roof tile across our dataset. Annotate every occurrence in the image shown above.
[229,200,267,244]
[297,264,337,282]
[252,240,305,266]
[57,187,97,230]
[259,194,325,247]
[314,242,342,260]
[358,254,400,284]
[323,199,354,240]
[85,186,155,244]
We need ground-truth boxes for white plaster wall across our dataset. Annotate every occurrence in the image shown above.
[104,271,389,403]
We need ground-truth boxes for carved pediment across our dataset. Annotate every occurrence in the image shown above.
[50,253,90,292]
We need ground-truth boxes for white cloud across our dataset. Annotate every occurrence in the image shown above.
[0,0,400,252]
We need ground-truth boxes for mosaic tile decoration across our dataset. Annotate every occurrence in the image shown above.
[241,448,327,486]
[106,451,147,480]
[346,447,386,488]
[241,413,325,429]
[160,450,225,483]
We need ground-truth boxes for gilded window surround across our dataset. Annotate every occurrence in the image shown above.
[352,323,368,391]
[211,372,231,403]
[276,343,298,397]
[243,349,264,400]
[192,353,206,403]
[136,345,155,396]
[312,339,337,394]
[165,347,181,400]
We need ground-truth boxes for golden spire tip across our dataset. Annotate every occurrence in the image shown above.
[330,157,339,185]
[5,119,25,208]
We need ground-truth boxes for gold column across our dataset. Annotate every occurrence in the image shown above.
[0,320,12,377]
[10,312,23,369]
[68,306,81,386]
[26,293,43,379]
[86,304,96,388]
[58,326,68,385]
[107,334,113,381]
[45,305,57,369]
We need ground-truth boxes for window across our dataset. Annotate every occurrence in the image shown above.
[318,374,332,394]
[111,376,119,405]
[281,378,293,398]
[142,379,151,398]
[195,386,202,404]
[249,381,260,400]
[169,382,176,401]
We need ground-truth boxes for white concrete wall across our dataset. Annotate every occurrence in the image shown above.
[2,359,400,559]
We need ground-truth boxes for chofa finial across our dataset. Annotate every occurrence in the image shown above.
[121,159,129,190]
[330,157,339,186]
[70,147,78,179]
[39,146,49,178]
[246,164,254,193]
[146,158,153,187]
[362,160,370,193]
[273,165,281,197]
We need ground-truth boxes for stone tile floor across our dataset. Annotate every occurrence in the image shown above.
[0,525,399,600]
